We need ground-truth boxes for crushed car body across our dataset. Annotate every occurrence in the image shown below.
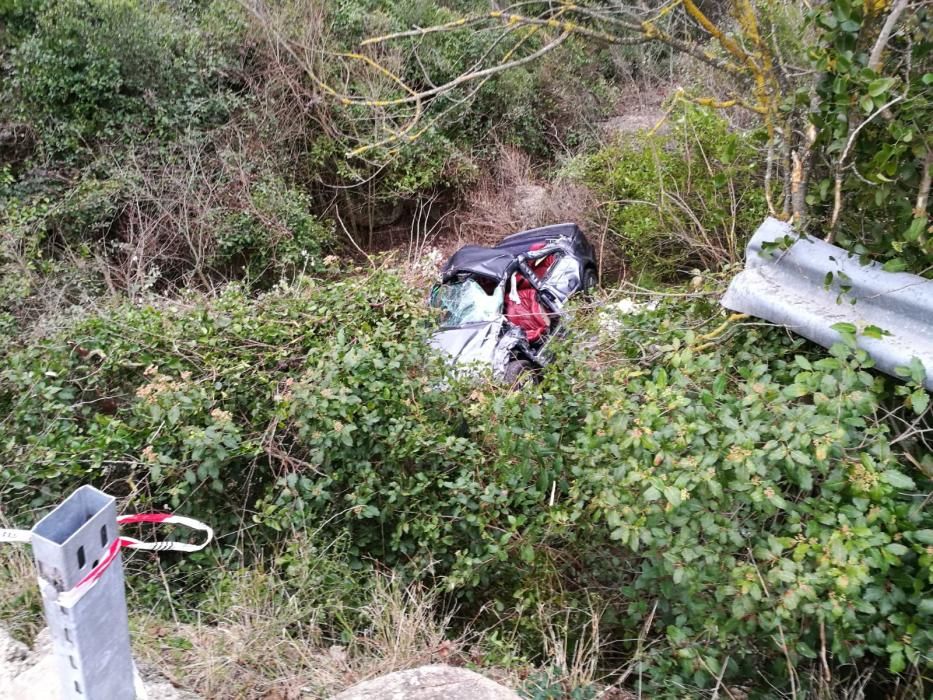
[429,223,597,381]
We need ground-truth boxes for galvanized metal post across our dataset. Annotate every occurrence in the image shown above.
[30,485,136,699]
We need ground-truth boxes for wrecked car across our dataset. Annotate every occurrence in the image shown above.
[429,223,597,383]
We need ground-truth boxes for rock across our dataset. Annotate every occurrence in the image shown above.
[5,645,58,700]
[0,627,201,700]
[598,109,669,139]
[0,628,31,688]
[332,664,521,700]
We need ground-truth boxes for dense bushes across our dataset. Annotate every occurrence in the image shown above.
[323,0,617,157]
[560,308,931,684]
[6,0,237,153]
[0,0,620,315]
[0,271,928,695]
[578,104,769,281]
[1,0,930,696]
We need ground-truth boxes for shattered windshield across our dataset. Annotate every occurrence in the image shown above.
[431,277,503,327]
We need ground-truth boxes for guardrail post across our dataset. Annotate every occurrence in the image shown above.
[30,485,136,699]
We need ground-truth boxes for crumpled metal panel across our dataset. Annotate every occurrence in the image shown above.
[429,319,504,367]
[429,318,527,378]
[722,217,933,390]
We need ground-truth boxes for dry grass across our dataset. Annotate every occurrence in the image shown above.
[0,513,43,645]
[134,567,467,700]
[3,531,924,700]
[451,146,599,245]
[536,598,607,692]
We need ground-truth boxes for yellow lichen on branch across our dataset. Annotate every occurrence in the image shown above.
[287,0,788,173]
[683,0,755,68]
[364,10,626,48]
[692,313,749,352]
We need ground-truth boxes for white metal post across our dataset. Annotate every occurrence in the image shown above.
[30,485,136,699]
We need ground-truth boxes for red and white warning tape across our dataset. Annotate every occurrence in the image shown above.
[2,512,213,607]
[0,528,31,543]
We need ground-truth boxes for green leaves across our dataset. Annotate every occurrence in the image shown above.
[582,103,767,280]
[809,1,929,272]
[861,325,890,340]
[880,470,916,490]
[3,253,930,693]
[839,18,860,33]
[663,485,681,507]
[867,78,897,97]
[909,389,930,415]
[11,0,233,151]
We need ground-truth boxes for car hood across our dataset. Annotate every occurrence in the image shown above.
[429,319,503,368]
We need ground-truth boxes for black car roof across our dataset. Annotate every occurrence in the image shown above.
[494,223,581,255]
[442,245,515,280]
[441,223,592,281]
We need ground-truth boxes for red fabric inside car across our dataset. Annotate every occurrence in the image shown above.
[504,243,555,343]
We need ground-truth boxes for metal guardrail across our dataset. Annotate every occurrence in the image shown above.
[722,217,933,390]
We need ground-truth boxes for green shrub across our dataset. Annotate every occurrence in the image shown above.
[0,271,431,523]
[519,668,599,700]
[213,176,336,285]
[579,104,769,282]
[0,0,45,49]
[8,0,237,153]
[552,305,931,689]
[804,1,932,274]
[0,271,927,695]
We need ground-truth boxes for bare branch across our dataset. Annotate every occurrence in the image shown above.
[868,0,911,73]
[915,148,932,219]
[365,10,645,48]
[353,29,570,109]
[827,95,906,240]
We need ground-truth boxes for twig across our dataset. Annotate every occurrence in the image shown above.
[617,600,658,686]
[914,147,932,221]
[700,653,737,700]
[868,0,911,73]
[333,206,375,268]
[776,623,798,700]
[819,617,831,683]
[827,95,906,241]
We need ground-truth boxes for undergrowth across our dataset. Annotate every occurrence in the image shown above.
[577,104,768,282]
[0,1,930,698]
[0,270,928,698]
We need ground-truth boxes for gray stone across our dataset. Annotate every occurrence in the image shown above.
[332,664,521,700]
[0,626,200,700]
[0,628,31,688]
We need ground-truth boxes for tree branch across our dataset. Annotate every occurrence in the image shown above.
[827,95,906,241]
[915,147,932,219]
[868,0,910,73]
[363,10,640,48]
[353,29,572,109]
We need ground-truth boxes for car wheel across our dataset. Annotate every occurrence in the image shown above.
[582,267,598,295]
[503,359,534,389]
